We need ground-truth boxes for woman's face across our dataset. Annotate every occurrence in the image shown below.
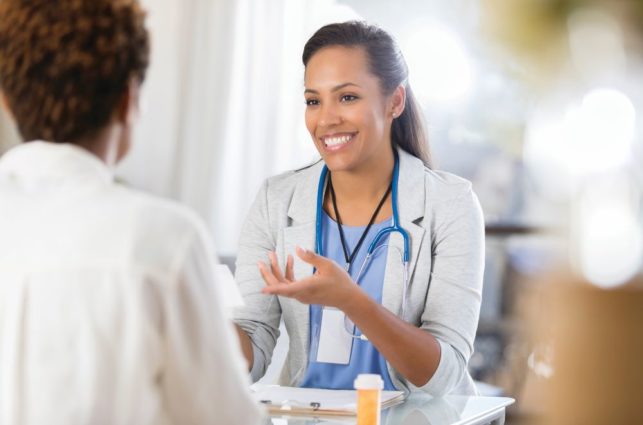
[304,46,400,174]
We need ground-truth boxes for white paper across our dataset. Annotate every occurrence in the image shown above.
[251,384,405,415]
[316,307,353,364]
[213,264,244,317]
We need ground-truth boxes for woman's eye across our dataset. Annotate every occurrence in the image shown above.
[305,98,319,106]
[340,94,358,102]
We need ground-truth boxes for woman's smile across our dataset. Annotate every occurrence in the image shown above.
[319,132,358,151]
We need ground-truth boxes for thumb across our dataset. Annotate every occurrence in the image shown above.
[295,246,329,269]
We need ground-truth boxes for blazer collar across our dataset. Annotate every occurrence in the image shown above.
[287,160,325,224]
[286,147,426,225]
[282,148,428,354]
[395,147,426,223]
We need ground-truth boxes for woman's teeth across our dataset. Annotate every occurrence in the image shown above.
[324,134,352,147]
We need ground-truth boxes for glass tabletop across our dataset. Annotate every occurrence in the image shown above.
[266,394,514,425]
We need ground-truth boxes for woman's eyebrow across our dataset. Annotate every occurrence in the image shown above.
[304,82,361,94]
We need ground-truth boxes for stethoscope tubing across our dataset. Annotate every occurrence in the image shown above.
[314,153,412,337]
[315,152,410,262]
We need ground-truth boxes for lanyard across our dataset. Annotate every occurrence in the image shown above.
[327,172,392,273]
[315,152,412,332]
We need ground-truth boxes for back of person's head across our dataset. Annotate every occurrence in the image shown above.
[302,21,431,167]
[0,0,150,144]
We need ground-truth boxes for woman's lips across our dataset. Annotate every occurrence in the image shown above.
[320,132,357,151]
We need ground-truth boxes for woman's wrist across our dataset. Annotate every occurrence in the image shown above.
[339,285,374,318]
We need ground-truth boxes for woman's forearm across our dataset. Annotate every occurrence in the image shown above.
[343,290,441,387]
[234,324,254,372]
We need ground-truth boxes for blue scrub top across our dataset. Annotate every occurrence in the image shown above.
[299,211,397,391]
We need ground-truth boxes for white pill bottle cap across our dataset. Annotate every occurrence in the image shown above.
[354,374,384,390]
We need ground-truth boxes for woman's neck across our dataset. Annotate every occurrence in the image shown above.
[73,123,123,167]
[324,151,395,226]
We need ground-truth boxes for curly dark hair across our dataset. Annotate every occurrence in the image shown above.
[0,0,150,143]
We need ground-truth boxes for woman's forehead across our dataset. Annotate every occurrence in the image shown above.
[304,46,377,90]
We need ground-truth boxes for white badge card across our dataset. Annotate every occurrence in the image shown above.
[316,307,354,364]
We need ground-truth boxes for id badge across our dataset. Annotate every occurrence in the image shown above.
[316,307,354,364]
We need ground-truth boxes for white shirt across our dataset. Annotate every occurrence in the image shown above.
[0,141,263,425]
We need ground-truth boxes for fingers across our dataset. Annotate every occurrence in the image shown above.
[259,265,302,297]
[257,261,283,288]
[268,251,286,282]
[258,249,325,300]
[295,246,329,269]
[285,254,294,281]
[258,252,294,296]
[262,279,310,298]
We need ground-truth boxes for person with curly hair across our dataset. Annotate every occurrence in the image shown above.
[0,1,263,424]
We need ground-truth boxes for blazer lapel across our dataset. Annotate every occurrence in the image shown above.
[281,162,324,362]
[283,160,323,271]
[381,148,426,318]
[280,153,426,343]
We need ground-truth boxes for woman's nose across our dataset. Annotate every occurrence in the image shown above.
[318,104,342,127]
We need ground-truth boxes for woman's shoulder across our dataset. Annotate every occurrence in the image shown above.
[110,184,207,237]
[398,147,473,203]
[415,167,480,222]
[423,168,473,198]
[421,169,482,223]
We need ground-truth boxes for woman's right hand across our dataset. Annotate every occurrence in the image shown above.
[258,246,366,312]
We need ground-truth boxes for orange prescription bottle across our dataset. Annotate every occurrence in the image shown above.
[354,374,383,425]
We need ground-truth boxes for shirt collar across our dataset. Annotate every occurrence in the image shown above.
[0,140,114,185]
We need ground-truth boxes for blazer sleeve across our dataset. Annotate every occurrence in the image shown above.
[417,184,485,396]
[232,180,283,382]
[161,217,264,425]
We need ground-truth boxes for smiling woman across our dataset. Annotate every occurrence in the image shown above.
[303,46,399,183]
[232,21,485,397]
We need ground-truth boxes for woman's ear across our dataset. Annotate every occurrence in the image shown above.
[390,85,406,118]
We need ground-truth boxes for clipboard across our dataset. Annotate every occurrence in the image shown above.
[251,385,405,417]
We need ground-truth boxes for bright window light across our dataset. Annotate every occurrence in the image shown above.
[565,88,635,175]
[524,88,636,198]
[524,102,576,199]
[578,194,641,288]
[402,24,474,104]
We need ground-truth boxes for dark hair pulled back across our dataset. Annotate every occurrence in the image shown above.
[302,21,431,167]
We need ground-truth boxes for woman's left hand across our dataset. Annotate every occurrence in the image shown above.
[259,246,363,310]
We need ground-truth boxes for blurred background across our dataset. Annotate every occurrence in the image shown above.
[1,0,642,423]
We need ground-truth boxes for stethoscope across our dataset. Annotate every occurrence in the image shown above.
[314,152,411,341]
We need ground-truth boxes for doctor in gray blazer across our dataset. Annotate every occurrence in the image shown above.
[233,21,484,396]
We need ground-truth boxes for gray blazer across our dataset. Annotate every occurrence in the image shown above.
[233,148,484,396]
